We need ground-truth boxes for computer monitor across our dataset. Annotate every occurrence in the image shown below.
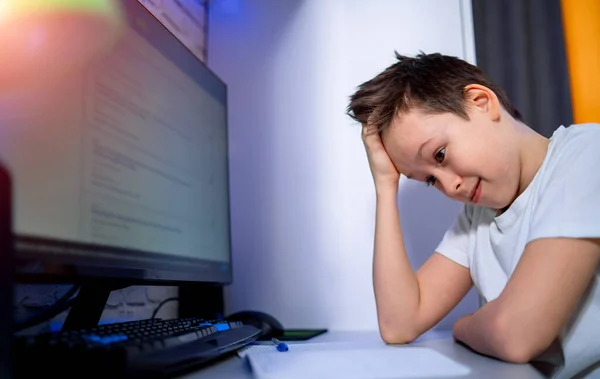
[0,0,230,294]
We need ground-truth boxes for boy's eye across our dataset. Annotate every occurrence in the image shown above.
[434,148,446,164]
[426,176,437,187]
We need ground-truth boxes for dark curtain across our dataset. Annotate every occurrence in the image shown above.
[471,0,573,138]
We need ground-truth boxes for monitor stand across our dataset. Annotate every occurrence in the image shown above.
[0,162,13,378]
[60,281,227,331]
[61,281,127,331]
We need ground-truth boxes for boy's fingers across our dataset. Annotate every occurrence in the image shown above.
[361,125,369,140]
[361,124,378,141]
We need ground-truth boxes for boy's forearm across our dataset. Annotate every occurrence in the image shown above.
[453,301,530,363]
[453,311,501,358]
[373,184,421,342]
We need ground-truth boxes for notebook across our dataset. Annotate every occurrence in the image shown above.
[245,345,471,379]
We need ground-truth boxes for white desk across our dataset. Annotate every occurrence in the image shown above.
[183,330,547,378]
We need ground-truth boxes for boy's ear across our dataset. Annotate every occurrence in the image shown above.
[463,84,500,121]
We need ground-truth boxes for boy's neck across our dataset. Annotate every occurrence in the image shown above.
[516,123,550,201]
[495,123,549,217]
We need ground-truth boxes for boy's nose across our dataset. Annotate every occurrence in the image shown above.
[438,172,462,197]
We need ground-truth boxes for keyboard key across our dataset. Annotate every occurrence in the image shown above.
[214,323,230,332]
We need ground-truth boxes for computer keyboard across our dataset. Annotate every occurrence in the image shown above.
[13,317,261,378]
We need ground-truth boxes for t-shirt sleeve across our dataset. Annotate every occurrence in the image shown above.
[529,132,600,242]
[435,204,473,268]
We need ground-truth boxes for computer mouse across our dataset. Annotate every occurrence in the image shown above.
[226,310,284,340]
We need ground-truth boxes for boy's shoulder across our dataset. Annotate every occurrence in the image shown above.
[526,123,600,244]
[541,123,600,177]
[549,123,600,149]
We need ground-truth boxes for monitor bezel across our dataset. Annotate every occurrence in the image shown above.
[13,0,233,286]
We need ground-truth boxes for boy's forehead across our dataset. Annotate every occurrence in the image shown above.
[386,112,444,148]
[383,126,425,169]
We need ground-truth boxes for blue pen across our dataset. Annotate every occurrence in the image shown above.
[271,338,289,352]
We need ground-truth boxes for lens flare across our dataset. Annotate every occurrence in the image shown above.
[0,0,124,90]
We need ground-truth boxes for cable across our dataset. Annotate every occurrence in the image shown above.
[151,297,179,320]
[15,284,81,332]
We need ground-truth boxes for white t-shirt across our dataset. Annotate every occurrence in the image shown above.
[436,123,600,379]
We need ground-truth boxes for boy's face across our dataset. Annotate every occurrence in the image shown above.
[380,89,521,210]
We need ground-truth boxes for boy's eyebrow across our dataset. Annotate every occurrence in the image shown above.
[418,137,435,158]
[405,136,437,180]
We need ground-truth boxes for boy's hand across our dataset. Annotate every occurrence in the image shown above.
[362,124,400,189]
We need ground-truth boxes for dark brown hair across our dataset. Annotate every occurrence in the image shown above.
[346,52,522,133]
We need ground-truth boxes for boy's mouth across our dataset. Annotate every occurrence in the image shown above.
[470,178,481,203]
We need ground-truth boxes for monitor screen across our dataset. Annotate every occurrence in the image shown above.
[0,0,231,284]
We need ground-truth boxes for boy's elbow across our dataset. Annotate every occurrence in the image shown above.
[491,313,550,364]
[378,324,420,344]
[496,342,536,364]
[496,336,550,364]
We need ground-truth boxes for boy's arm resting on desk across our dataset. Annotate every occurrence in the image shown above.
[377,253,473,344]
[373,187,473,344]
[452,237,600,363]
[412,252,473,337]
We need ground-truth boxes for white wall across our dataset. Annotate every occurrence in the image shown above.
[208,0,479,331]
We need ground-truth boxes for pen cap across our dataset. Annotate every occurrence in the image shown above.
[276,343,289,352]
[0,0,125,90]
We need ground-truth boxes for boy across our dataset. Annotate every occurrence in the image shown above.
[346,52,600,379]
